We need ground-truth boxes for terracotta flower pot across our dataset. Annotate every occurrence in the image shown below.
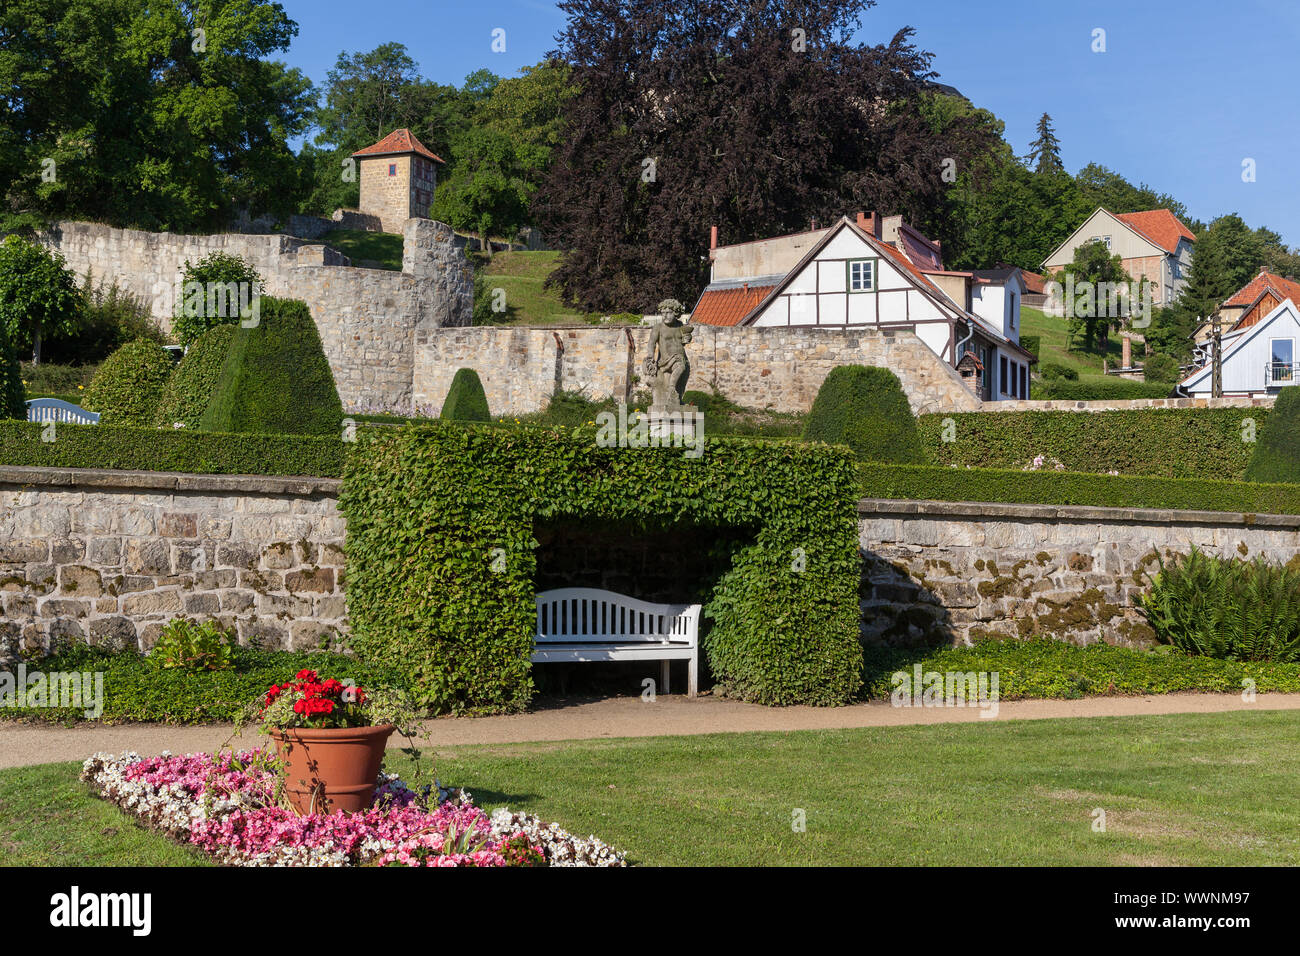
[268,724,395,815]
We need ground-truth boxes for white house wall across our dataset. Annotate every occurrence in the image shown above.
[1043,209,1164,268]
[1184,302,1300,395]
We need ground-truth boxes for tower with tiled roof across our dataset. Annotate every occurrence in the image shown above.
[352,128,445,233]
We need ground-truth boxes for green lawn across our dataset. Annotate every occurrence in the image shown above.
[319,229,404,271]
[5,712,1298,866]
[476,250,640,326]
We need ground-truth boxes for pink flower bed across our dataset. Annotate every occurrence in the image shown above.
[82,750,624,867]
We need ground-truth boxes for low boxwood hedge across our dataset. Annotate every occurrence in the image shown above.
[859,461,1300,515]
[0,420,346,477]
[0,646,410,724]
[861,638,1300,700]
[918,408,1263,479]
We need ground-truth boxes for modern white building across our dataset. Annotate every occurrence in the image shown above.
[690,213,1034,401]
[1180,298,1300,397]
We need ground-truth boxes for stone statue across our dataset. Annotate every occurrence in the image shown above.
[645,298,692,408]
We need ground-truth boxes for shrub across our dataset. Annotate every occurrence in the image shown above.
[199,297,343,436]
[149,618,236,671]
[44,274,163,366]
[859,461,1300,515]
[339,424,863,713]
[0,420,346,476]
[802,366,926,463]
[0,327,23,420]
[20,362,96,396]
[171,252,264,347]
[1245,386,1300,484]
[1142,352,1180,384]
[1039,362,1078,381]
[918,408,1259,478]
[0,235,82,365]
[83,339,174,425]
[1031,378,1172,400]
[440,368,491,422]
[1137,548,1300,662]
[153,325,237,428]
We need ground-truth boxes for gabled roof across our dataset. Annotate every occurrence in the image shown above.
[1112,209,1195,255]
[1222,270,1300,333]
[1180,298,1300,389]
[352,128,445,164]
[690,281,780,327]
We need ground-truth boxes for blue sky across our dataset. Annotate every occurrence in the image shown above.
[279,0,1299,244]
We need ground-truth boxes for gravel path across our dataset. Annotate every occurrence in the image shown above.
[2,691,1298,769]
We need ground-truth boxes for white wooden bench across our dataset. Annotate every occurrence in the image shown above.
[25,398,100,425]
[533,587,701,697]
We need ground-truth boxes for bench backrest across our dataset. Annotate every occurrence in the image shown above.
[536,587,701,645]
[25,398,100,425]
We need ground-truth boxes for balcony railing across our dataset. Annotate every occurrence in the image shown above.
[1265,362,1300,387]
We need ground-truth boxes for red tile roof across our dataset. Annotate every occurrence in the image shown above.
[690,284,778,326]
[1224,269,1300,308]
[352,128,445,164]
[1113,209,1195,255]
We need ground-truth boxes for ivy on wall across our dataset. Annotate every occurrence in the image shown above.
[339,424,864,714]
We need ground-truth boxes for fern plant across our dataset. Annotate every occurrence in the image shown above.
[1137,548,1300,661]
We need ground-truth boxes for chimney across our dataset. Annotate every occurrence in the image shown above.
[810,218,818,231]
[710,225,718,251]
[855,211,881,238]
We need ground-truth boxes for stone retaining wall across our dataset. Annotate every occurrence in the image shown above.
[415,324,981,417]
[859,497,1300,648]
[9,466,1300,659]
[987,396,1274,413]
[0,467,344,657]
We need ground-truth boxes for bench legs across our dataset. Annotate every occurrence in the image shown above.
[660,659,670,696]
[687,648,698,698]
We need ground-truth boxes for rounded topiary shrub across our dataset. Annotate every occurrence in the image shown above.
[153,325,237,429]
[440,368,491,422]
[84,338,174,425]
[1245,387,1300,484]
[802,365,926,463]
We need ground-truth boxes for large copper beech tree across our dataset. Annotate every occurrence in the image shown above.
[536,0,997,313]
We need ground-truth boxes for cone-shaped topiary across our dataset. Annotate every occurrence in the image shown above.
[439,368,491,422]
[84,339,175,425]
[802,365,927,463]
[1245,387,1300,483]
[199,297,343,435]
[153,325,238,429]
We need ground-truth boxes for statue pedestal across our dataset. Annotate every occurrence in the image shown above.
[648,404,701,442]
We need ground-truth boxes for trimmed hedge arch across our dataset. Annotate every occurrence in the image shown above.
[340,424,863,714]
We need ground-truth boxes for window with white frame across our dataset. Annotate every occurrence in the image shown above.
[1271,338,1294,383]
[847,259,875,293]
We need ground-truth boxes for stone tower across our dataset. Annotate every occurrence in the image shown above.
[352,128,445,234]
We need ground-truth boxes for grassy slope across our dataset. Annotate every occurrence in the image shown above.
[319,229,404,271]
[476,250,605,326]
[6,712,1299,866]
[1020,305,1125,384]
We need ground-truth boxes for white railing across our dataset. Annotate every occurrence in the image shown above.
[1265,363,1300,387]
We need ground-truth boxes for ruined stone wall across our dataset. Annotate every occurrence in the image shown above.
[41,219,472,415]
[415,324,981,416]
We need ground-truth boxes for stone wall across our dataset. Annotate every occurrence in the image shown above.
[41,219,472,415]
[988,396,1274,413]
[859,497,1300,648]
[11,468,1297,661]
[415,324,981,416]
[0,467,345,658]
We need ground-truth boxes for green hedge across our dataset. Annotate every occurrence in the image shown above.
[1245,387,1300,483]
[84,339,174,426]
[1031,378,1172,400]
[803,365,926,463]
[0,646,407,724]
[918,408,1262,479]
[340,424,864,713]
[153,325,237,428]
[440,368,491,422]
[0,420,346,476]
[200,297,343,436]
[861,638,1300,700]
[859,461,1300,515]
